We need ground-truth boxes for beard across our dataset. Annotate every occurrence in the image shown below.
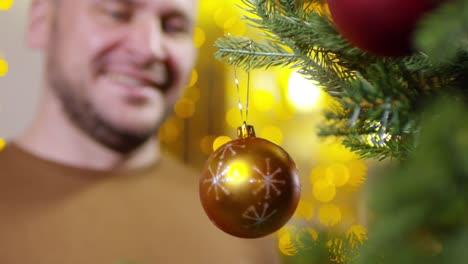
[46,41,160,154]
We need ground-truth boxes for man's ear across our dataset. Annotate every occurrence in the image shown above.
[26,0,54,50]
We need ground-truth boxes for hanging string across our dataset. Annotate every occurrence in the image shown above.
[231,40,253,124]
[232,65,244,122]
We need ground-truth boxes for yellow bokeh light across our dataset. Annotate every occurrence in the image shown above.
[313,178,336,202]
[193,26,206,48]
[346,224,368,248]
[214,7,235,29]
[277,225,298,256]
[213,135,232,151]
[310,165,327,183]
[318,204,342,227]
[294,200,314,220]
[158,119,180,143]
[0,0,13,10]
[304,228,319,241]
[287,70,321,112]
[347,160,367,188]
[184,86,200,102]
[326,163,350,187]
[174,98,195,118]
[316,142,360,163]
[0,138,5,150]
[295,228,319,249]
[188,69,199,87]
[0,58,8,77]
[224,21,246,36]
[274,102,295,121]
[226,106,243,128]
[200,135,216,155]
[224,160,250,186]
[252,89,276,112]
[259,126,283,145]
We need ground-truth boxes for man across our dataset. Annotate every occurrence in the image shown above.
[0,0,279,263]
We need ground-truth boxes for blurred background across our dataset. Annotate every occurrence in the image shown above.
[0,0,369,260]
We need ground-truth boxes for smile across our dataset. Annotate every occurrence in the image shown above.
[107,73,154,88]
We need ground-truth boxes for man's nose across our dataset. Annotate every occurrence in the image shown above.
[126,17,167,65]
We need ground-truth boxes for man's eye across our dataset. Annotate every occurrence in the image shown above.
[163,19,190,34]
[107,9,131,21]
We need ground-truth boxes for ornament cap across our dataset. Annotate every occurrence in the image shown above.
[237,122,256,138]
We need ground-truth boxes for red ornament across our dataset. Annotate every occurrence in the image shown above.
[327,0,443,56]
[199,123,301,238]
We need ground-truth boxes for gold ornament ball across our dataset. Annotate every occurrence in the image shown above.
[200,123,301,238]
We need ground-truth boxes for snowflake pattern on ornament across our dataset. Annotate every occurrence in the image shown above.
[215,140,246,159]
[252,158,286,199]
[203,161,230,200]
[242,203,277,227]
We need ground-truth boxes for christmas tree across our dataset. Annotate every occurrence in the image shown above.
[215,0,468,263]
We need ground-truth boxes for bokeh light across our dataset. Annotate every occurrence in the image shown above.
[226,106,243,128]
[213,135,232,151]
[174,98,196,118]
[200,135,216,155]
[259,125,283,145]
[313,178,336,202]
[346,160,367,188]
[346,224,368,248]
[326,163,350,187]
[252,89,276,112]
[274,102,295,120]
[0,58,8,77]
[318,204,342,227]
[188,69,199,87]
[158,118,181,143]
[287,70,322,112]
[183,86,201,102]
[0,0,13,10]
[0,138,5,150]
[294,200,314,220]
[277,225,298,256]
[193,26,206,48]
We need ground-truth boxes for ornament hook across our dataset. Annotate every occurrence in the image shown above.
[232,40,253,124]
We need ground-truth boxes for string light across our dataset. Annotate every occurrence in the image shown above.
[0,0,14,10]
[0,58,8,77]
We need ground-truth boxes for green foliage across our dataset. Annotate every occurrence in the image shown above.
[415,0,468,61]
[215,0,468,161]
[281,228,363,264]
[358,99,468,264]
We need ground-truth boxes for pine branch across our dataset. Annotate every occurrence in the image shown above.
[215,35,300,69]
[215,0,468,161]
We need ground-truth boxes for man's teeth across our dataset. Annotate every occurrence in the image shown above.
[108,73,148,87]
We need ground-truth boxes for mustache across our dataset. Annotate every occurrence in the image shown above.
[96,60,173,92]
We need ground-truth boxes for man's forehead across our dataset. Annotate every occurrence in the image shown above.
[102,0,197,14]
[58,0,198,18]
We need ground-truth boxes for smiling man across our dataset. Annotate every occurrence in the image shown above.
[0,0,279,263]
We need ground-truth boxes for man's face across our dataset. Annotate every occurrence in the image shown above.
[37,0,197,152]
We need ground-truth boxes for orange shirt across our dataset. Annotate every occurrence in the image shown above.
[0,144,279,264]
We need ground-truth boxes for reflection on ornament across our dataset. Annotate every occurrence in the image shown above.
[200,123,301,238]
